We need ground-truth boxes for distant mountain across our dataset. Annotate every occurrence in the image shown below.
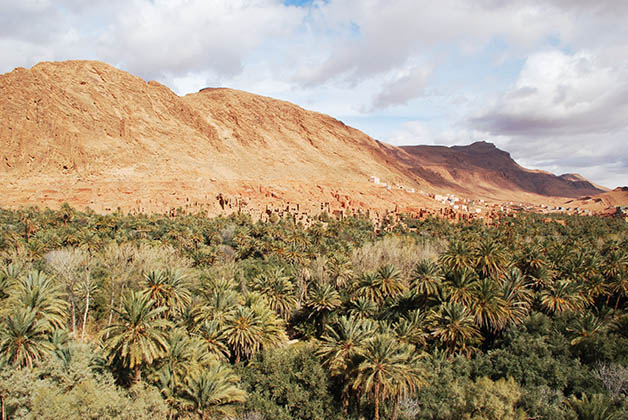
[564,187,628,212]
[393,142,604,200]
[0,60,607,214]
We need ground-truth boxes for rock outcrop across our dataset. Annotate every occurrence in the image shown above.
[0,60,610,216]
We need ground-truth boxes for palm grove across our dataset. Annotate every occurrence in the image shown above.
[0,205,627,419]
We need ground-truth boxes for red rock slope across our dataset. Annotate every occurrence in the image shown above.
[395,142,604,200]
[0,60,608,215]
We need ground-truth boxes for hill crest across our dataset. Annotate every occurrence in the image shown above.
[0,60,610,216]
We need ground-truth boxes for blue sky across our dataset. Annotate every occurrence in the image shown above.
[1,0,627,188]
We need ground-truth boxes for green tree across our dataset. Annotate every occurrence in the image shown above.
[540,280,585,313]
[183,361,246,420]
[470,277,507,331]
[440,240,474,273]
[411,259,444,296]
[101,292,171,383]
[306,283,341,336]
[251,267,297,320]
[242,344,338,420]
[14,270,67,331]
[567,393,620,420]
[352,333,426,420]
[474,238,508,278]
[142,268,192,318]
[431,302,481,355]
[0,307,53,368]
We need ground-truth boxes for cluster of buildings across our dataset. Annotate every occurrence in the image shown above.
[100,174,626,229]
[368,176,415,193]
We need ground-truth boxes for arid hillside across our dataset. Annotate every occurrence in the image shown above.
[0,60,425,214]
[0,60,611,216]
[564,187,628,212]
[395,142,604,200]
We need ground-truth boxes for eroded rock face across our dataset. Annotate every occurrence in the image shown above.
[0,60,613,216]
[398,142,604,199]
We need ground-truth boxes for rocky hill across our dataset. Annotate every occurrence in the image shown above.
[564,187,628,212]
[0,60,610,217]
[395,142,604,201]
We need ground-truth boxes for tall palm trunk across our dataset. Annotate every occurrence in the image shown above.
[392,395,400,420]
[134,365,142,384]
[81,271,91,341]
[70,299,77,336]
[105,289,115,339]
[319,311,327,336]
[374,382,381,420]
[355,388,362,419]
[342,387,350,416]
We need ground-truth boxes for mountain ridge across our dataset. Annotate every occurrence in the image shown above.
[395,142,604,200]
[0,60,613,215]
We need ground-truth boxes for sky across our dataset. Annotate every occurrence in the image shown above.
[1,0,627,188]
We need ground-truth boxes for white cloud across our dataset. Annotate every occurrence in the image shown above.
[0,0,627,187]
[469,49,628,187]
[472,50,628,136]
[368,66,431,111]
[387,121,434,146]
[293,0,580,86]
[0,0,306,81]
[99,0,306,80]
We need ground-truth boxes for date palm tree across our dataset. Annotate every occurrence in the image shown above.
[411,260,444,296]
[443,269,477,307]
[222,305,262,364]
[317,316,372,376]
[0,307,53,368]
[352,334,426,420]
[603,249,628,279]
[251,267,297,320]
[431,302,481,355]
[101,291,171,383]
[197,285,240,325]
[328,255,354,289]
[182,360,247,420]
[317,316,376,415]
[143,268,192,318]
[474,238,508,278]
[15,270,67,331]
[196,319,230,361]
[568,393,619,420]
[355,272,381,304]
[517,243,547,276]
[539,279,585,313]
[375,264,406,303]
[156,366,188,418]
[160,329,211,386]
[221,296,286,364]
[347,296,379,320]
[0,265,17,303]
[609,273,628,310]
[584,274,610,304]
[307,283,341,336]
[500,268,533,328]
[527,264,555,289]
[470,278,507,331]
[566,313,608,346]
[393,309,433,347]
[253,298,288,351]
[440,240,474,273]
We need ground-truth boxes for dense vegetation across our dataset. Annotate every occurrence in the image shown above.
[1,205,627,419]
